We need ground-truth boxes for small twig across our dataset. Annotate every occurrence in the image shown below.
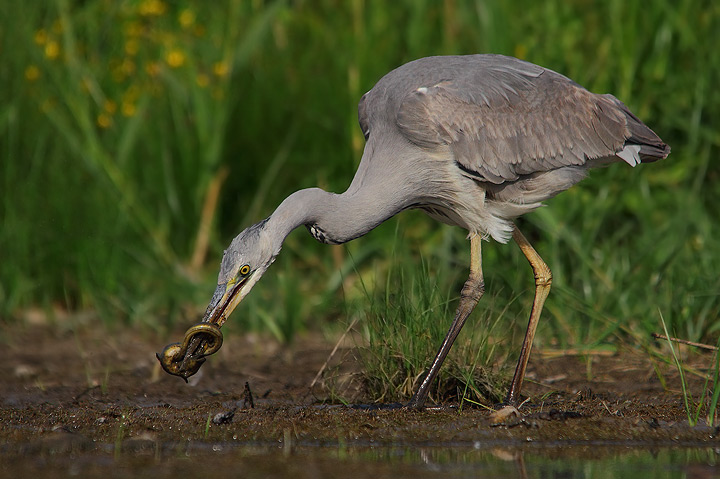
[243,381,255,409]
[600,400,621,417]
[535,348,616,358]
[309,316,359,390]
[651,333,718,351]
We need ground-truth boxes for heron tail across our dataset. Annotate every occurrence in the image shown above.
[604,94,671,163]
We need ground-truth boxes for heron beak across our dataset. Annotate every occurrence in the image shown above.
[201,275,250,327]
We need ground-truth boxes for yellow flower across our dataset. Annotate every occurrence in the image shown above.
[179,9,195,29]
[34,29,48,46]
[97,113,112,129]
[196,73,210,88]
[166,49,185,68]
[41,98,56,113]
[125,39,140,56]
[124,22,143,38]
[45,41,60,60]
[213,61,229,77]
[514,44,527,60]
[139,0,166,16]
[121,58,136,76]
[145,62,161,77]
[122,101,137,117]
[25,65,41,82]
[104,100,117,114]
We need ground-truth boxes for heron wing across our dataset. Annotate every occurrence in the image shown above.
[396,60,632,184]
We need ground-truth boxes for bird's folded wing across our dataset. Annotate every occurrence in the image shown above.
[396,66,631,184]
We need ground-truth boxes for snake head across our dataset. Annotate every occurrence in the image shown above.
[156,322,223,381]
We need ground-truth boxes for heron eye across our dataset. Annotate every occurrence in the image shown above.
[239,264,251,276]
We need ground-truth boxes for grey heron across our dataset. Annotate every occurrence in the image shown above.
[158,54,670,408]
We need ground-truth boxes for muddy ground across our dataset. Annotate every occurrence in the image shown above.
[1,319,719,465]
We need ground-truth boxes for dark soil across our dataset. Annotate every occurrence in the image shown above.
[1,320,719,456]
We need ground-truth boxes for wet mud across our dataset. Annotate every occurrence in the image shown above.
[1,322,719,477]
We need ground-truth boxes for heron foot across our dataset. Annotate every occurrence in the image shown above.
[157,322,223,381]
[404,399,425,411]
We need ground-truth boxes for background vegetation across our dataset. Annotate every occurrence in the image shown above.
[1,0,718,402]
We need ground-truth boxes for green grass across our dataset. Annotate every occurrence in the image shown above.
[1,0,719,401]
[350,230,508,404]
[659,312,720,427]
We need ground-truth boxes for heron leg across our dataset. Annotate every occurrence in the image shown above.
[406,234,484,409]
[505,226,552,406]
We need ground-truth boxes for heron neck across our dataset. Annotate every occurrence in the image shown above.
[266,187,406,247]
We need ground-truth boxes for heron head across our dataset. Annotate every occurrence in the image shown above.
[201,219,278,326]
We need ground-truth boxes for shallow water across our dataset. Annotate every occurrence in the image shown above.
[2,442,718,479]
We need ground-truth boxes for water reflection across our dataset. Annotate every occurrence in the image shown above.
[2,441,719,478]
[344,445,719,478]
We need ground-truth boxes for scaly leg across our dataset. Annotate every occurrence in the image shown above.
[406,235,485,409]
[505,226,552,405]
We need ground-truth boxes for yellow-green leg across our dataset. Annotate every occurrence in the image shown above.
[407,234,484,409]
[505,226,552,405]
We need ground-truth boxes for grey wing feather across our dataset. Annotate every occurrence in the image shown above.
[395,60,666,184]
[604,95,670,161]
